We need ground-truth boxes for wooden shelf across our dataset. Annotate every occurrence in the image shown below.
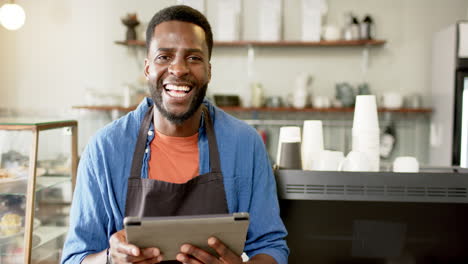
[115,39,386,48]
[221,106,431,113]
[72,105,431,114]
[214,39,386,47]
[115,40,145,46]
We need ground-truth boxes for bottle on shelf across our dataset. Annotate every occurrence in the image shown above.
[380,121,397,159]
[251,82,265,108]
[360,15,375,40]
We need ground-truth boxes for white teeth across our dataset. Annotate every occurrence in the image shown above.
[165,84,190,92]
[167,90,187,98]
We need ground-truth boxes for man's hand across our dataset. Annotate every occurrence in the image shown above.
[176,237,242,264]
[108,229,163,264]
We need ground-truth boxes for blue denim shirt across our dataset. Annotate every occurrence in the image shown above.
[61,98,289,264]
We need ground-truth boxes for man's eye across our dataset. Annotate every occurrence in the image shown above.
[156,55,170,62]
[188,56,202,62]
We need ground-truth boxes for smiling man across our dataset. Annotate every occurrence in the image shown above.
[149,19,210,128]
[61,5,288,264]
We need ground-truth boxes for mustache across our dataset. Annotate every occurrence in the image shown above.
[159,77,196,86]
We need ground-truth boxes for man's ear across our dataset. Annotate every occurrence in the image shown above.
[144,58,150,80]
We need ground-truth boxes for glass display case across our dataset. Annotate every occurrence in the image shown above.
[0,119,78,264]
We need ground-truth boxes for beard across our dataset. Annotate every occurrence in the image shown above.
[149,79,207,126]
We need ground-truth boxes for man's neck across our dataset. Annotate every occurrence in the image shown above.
[153,107,203,137]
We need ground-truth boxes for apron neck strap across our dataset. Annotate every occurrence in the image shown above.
[130,104,154,179]
[202,105,222,173]
[130,104,222,179]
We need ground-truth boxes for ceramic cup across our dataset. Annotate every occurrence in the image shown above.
[404,93,422,109]
[336,83,355,107]
[381,92,403,109]
[357,83,371,95]
[312,96,331,108]
[323,25,341,41]
[265,96,283,108]
[393,156,419,173]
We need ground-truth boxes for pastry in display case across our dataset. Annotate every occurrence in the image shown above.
[0,119,77,264]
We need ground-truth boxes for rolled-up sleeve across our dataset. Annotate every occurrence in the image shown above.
[61,145,110,264]
[243,137,289,264]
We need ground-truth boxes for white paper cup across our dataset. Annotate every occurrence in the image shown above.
[277,126,301,165]
[393,156,419,173]
[279,126,301,143]
[353,95,379,131]
[312,150,344,171]
[352,129,380,150]
[302,120,324,170]
[352,128,380,171]
[338,151,372,172]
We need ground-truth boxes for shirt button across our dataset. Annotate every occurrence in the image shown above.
[148,131,154,136]
[145,148,149,153]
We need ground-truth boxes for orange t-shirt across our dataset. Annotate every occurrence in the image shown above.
[148,130,199,183]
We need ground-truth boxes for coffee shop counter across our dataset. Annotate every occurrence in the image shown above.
[275,169,468,263]
[274,168,468,203]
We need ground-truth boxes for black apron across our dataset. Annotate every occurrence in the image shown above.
[125,105,229,262]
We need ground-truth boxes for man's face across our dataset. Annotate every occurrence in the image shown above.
[145,21,211,125]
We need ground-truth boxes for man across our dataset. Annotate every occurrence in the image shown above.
[62,5,288,264]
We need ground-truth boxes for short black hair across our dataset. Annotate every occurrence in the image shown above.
[146,5,213,59]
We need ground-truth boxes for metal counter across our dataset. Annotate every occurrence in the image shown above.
[275,169,468,203]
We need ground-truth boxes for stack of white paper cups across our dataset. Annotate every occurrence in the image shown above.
[276,126,302,169]
[352,95,380,171]
[301,120,324,170]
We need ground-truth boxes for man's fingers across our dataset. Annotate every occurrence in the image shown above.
[120,248,162,263]
[177,238,242,264]
[176,253,203,264]
[141,247,161,258]
[208,237,241,263]
[116,242,140,256]
[179,244,217,264]
[109,230,140,257]
[110,250,137,263]
[134,254,164,264]
[108,230,163,263]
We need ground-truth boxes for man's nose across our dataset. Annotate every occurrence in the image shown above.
[168,58,189,77]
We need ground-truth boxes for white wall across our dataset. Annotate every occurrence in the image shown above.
[0,0,170,115]
[1,0,467,113]
[209,0,468,104]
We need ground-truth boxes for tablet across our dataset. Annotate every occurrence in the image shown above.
[124,212,249,260]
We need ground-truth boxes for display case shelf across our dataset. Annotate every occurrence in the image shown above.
[33,226,67,250]
[0,176,70,196]
[0,226,67,257]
